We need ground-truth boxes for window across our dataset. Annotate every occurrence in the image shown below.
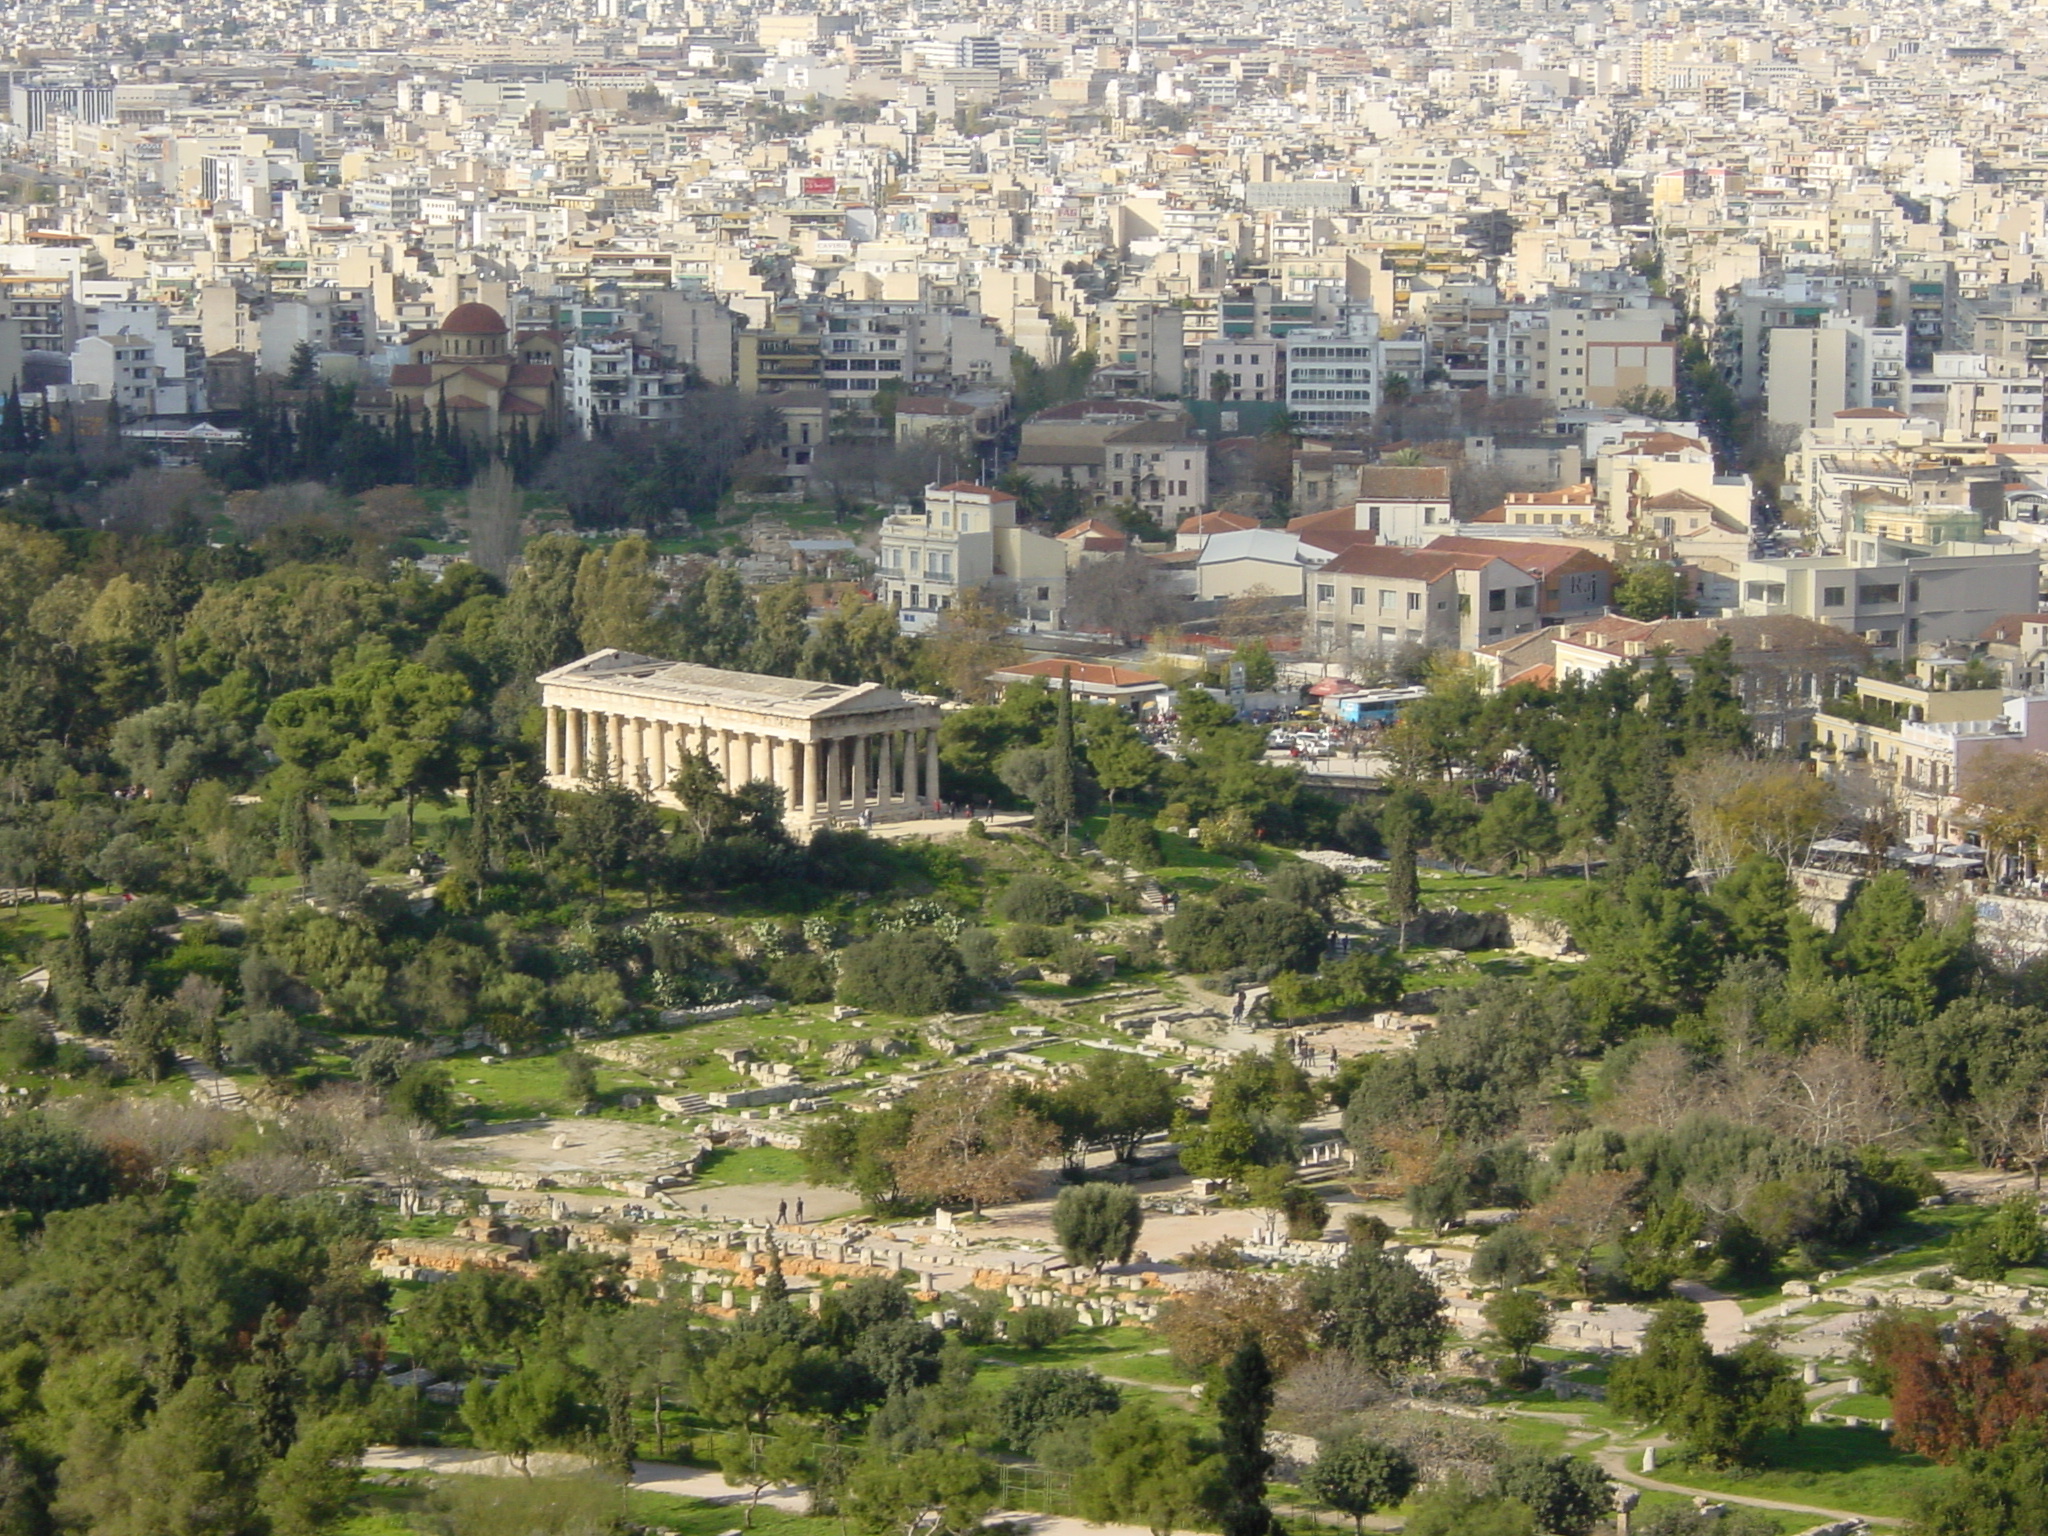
[1036,586,1051,601]
[1350,587,1365,608]
[1378,589,1397,611]
[1859,583,1901,605]
[1316,584,1334,603]
[1407,592,1422,612]
[1821,586,1846,608]
[1488,589,1507,612]
[1379,626,1396,641]
[1514,586,1534,608]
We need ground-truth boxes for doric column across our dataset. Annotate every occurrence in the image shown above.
[543,707,561,777]
[878,726,896,806]
[925,725,941,807]
[607,713,626,781]
[565,709,585,779]
[823,738,841,819]
[718,727,735,790]
[652,719,669,793]
[851,733,868,807]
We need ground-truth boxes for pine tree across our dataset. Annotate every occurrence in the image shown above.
[1217,1338,1277,1536]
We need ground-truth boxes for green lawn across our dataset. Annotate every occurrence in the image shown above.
[697,1146,807,1185]
[1649,1424,1947,1519]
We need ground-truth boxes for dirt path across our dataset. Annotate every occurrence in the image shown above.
[1592,1447,1904,1528]
[1671,1279,1748,1351]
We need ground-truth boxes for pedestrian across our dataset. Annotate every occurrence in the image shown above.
[1232,991,1244,1022]
[795,1197,805,1224]
[778,1198,788,1224]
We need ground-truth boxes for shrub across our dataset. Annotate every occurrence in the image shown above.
[957,927,1005,982]
[1004,924,1058,960]
[996,1369,1121,1453]
[1053,1183,1143,1270]
[0,1017,55,1073]
[765,953,835,1003]
[389,1063,457,1129]
[1164,896,1324,974]
[1047,935,1104,985]
[996,875,1081,926]
[1345,1213,1392,1250]
[1470,1223,1548,1288]
[0,1113,116,1219]
[1268,860,1346,917]
[1099,814,1161,869]
[1008,1304,1075,1350]
[1276,1184,1331,1240]
[835,930,972,1015]
[226,1010,309,1080]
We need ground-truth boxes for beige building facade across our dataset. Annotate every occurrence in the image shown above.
[539,650,943,830]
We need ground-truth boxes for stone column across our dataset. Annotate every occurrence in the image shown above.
[781,738,803,811]
[607,713,627,781]
[851,733,868,809]
[566,709,585,779]
[822,738,841,819]
[543,707,561,777]
[926,726,941,808]
[651,718,669,793]
[877,728,896,806]
[718,728,735,790]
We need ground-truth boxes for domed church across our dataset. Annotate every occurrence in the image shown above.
[386,302,564,439]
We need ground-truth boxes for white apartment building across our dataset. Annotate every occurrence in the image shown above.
[1734,547,2042,660]
[69,333,161,415]
[1764,316,1907,433]
[1489,303,1675,409]
[1199,337,1282,402]
[1283,313,1384,434]
[566,341,698,430]
[877,482,1071,633]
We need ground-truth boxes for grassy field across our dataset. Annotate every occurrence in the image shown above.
[1648,1424,1947,1519]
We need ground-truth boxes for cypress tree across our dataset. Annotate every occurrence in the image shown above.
[1386,826,1420,926]
[1049,667,1078,849]
[1610,732,1692,887]
[250,1305,297,1459]
[1,385,26,454]
[1217,1338,1277,1536]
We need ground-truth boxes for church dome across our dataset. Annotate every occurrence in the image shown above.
[442,302,508,335]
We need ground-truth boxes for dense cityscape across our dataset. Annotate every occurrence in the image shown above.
[2,1,2048,1535]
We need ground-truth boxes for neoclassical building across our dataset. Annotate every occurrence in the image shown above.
[538,650,944,830]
